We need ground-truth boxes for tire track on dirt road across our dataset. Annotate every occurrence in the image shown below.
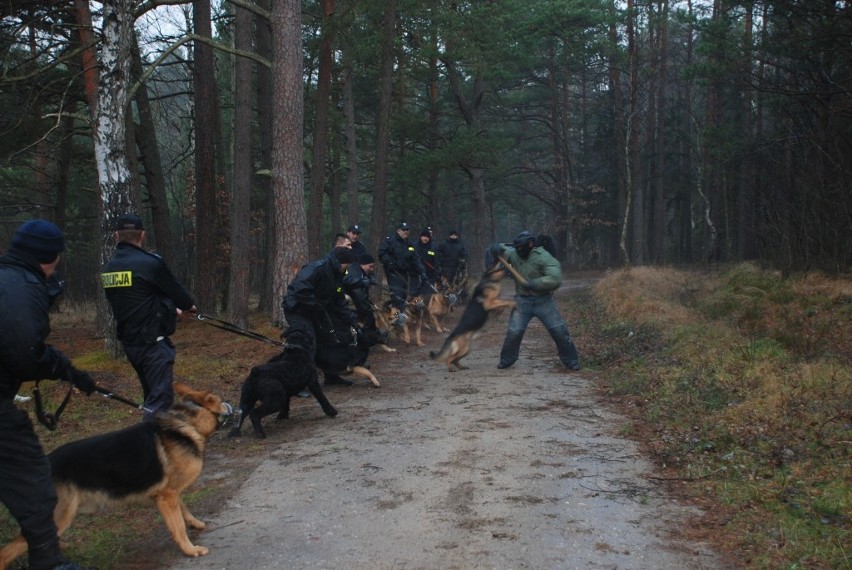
[161,305,724,570]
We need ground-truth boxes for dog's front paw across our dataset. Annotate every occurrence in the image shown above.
[184,544,209,557]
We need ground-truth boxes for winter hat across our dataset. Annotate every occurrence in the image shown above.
[360,253,376,264]
[332,247,355,264]
[420,229,431,237]
[10,220,65,263]
[398,222,410,230]
[348,224,362,234]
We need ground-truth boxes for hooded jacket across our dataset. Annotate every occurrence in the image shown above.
[282,252,357,328]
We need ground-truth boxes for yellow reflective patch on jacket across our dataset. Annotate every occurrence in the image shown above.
[408,246,415,251]
[101,271,133,288]
[337,286,342,293]
[427,250,436,256]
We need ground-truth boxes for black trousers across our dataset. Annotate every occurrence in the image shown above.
[0,398,62,570]
[123,338,177,421]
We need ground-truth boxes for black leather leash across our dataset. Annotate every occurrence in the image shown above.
[32,380,73,431]
[194,312,285,347]
[32,378,147,430]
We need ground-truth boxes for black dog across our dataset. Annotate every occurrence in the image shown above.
[315,320,381,386]
[229,323,337,439]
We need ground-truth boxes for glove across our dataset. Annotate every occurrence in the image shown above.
[68,367,96,395]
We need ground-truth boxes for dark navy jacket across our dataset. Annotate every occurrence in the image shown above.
[0,250,72,398]
[282,253,357,329]
[102,242,195,346]
[378,233,426,279]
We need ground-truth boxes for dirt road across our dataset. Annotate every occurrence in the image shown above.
[155,287,724,570]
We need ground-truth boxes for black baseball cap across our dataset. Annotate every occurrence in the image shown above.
[114,213,145,231]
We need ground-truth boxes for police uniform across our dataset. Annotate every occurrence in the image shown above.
[1,220,95,570]
[377,222,427,309]
[102,215,195,420]
[414,230,441,290]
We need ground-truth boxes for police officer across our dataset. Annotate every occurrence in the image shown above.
[377,222,427,310]
[437,229,467,285]
[346,224,369,263]
[101,213,196,421]
[414,228,441,290]
[283,247,360,385]
[1,220,96,570]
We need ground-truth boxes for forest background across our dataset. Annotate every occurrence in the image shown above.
[1,0,850,328]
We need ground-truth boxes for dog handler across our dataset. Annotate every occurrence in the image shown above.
[101,213,196,421]
[0,220,96,570]
[492,231,580,371]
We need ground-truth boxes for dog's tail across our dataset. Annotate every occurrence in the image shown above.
[429,335,455,360]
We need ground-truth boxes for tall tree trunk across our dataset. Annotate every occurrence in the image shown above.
[342,57,359,226]
[74,0,98,115]
[307,0,336,257]
[270,0,308,326]
[626,0,644,265]
[96,0,136,354]
[368,0,396,257]
[737,1,757,260]
[227,0,254,328]
[652,0,668,263]
[256,0,274,312]
[608,0,628,267]
[444,65,487,276]
[131,37,174,262]
[193,0,220,312]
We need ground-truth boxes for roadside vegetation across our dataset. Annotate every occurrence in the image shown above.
[570,264,851,569]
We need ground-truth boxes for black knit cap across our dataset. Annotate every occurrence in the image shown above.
[10,220,65,263]
[114,213,145,231]
[332,247,355,264]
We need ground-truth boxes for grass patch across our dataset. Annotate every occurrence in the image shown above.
[581,264,851,569]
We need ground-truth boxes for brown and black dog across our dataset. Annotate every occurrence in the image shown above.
[429,262,516,371]
[0,383,234,568]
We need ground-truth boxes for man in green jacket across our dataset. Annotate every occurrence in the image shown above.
[494,231,580,371]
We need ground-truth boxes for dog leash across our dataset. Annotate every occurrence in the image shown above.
[32,380,148,430]
[193,313,285,347]
[32,380,73,431]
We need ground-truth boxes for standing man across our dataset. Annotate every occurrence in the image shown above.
[101,213,196,420]
[377,221,427,311]
[1,220,96,570]
[414,228,441,290]
[437,229,467,285]
[493,231,580,371]
[346,224,369,263]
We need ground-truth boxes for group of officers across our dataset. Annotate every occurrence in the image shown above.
[1,216,579,570]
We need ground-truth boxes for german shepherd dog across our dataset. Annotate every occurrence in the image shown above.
[401,294,427,346]
[229,322,338,439]
[0,383,234,568]
[429,263,516,371]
